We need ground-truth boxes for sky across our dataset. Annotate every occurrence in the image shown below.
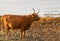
[0,0,60,17]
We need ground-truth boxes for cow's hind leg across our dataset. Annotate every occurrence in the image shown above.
[1,27,4,35]
[5,28,10,38]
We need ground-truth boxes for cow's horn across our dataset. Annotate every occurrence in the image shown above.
[36,9,40,14]
[32,8,35,13]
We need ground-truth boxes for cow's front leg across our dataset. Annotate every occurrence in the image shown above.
[20,29,26,38]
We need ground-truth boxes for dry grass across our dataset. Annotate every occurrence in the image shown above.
[0,17,60,41]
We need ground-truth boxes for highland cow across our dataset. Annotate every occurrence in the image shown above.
[1,9,40,38]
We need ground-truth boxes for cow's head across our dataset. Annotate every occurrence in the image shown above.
[31,8,40,21]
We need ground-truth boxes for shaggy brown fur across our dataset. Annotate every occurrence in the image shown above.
[1,9,40,38]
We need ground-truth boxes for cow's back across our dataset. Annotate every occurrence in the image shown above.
[2,15,33,29]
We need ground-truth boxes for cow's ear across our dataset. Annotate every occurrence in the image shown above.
[31,14,34,17]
